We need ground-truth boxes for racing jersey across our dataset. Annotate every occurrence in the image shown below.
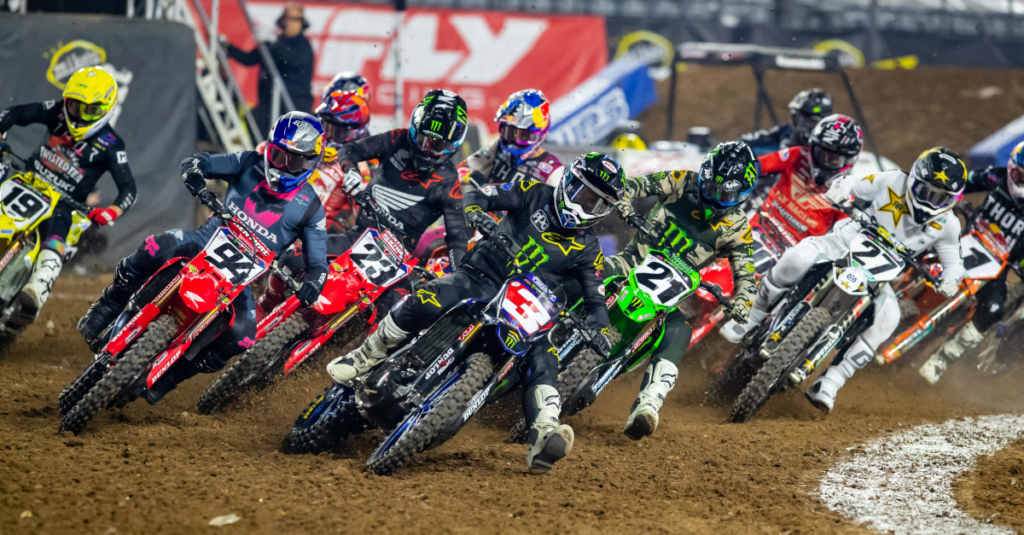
[337,129,470,266]
[0,100,136,212]
[190,151,328,283]
[606,170,757,310]
[459,139,563,192]
[830,169,964,283]
[966,166,1024,251]
[463,181,608,331]
[755,147,847,247]
[741,124,797,157]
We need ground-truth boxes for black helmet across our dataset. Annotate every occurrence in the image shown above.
[808,114,863,186]
[789,88,833,145]
[907,147,966,225]
[697,141,759,220]
[554,152,626,229]
[408,89,468,173]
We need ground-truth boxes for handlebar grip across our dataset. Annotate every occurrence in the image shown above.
[699,281,734,310]
[273,264,302,292]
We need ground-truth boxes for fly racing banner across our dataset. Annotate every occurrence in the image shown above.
[0,13,196,267]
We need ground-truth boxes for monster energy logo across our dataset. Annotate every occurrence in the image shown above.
[510,236,550,273]
[456,106,467,125]
[658,221,693,252]
[430,120,442,132]
[744,162,757,187]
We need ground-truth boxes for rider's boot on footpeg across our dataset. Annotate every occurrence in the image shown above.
[526,384,574,474]
[624,358,677,440]
[327,313,408,384]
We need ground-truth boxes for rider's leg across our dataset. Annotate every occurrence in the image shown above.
[920,275,1004,384]
[18,204,73,321]
[326,268,497,383]
[78,230,202,344]
[807,284,899,413]
[522,337,574,474]
[144,288,257,404]
[624,311,690,440]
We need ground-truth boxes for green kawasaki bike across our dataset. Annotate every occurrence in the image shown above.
[511,216,734,440]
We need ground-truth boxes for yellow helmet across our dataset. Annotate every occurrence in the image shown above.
[62,66,118,141]
[610,133,647,151]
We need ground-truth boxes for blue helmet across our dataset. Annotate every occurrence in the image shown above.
[264,112,324,192]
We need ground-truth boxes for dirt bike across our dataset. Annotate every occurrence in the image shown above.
[0,151,90,351]
[195,189,424,414]
[715,203,938,423]
[57,190,274,434]
[506,214,736,441]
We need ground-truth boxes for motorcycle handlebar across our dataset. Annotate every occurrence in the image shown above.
[271,262,303,293]
[835,202,940,287]
[699,281,734,311]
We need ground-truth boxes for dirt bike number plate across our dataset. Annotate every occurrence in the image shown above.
[349,229,408,288]
[633,255,693,307]
[501,280,553,335]
[204,228,266,286]
[961,233,1003,280]
[849,232,905,282]
[0,180,49,227]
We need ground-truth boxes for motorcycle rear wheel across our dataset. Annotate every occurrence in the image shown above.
[367,352,493,476]
[197,314,309,415]
[729,307,831,423]
[59,314,178,435]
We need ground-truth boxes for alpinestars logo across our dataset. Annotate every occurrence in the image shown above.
[227,201,278,244]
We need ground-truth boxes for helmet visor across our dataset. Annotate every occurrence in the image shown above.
[414,133,456,157]
[269,144,317,175]
[499,123,543,147]
[65,98,107,127]
[699,174,750,208]
[910,176,959,211]
[1009,163,1024,191]
[322,119,364,144]
[812,145,854,171]
[565,176,615,219]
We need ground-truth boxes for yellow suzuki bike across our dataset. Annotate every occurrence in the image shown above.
[0,152,90,351]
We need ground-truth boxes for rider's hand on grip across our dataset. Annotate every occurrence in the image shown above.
[465,206,497,237]
[342,169,363,194]
[296,280,323,306]
[615,199,635,220]
[936,277,960,298]
[87,207,119,227]
[182,168,207,197]
[729,303,750,324]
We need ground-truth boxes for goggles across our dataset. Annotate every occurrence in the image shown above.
[499,123,543,147]
[268,144,318,175]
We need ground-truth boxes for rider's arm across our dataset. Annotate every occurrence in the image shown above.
[106,137,137,214]
[190,151,258,184]
[463,179,534,213]
[576,247,611,331]
[439,174,470,267]
[720,215,758,310]
[299,200,330,286]
[336,130,404,174]
[934,216,965,284]
[623,170,697,205]
[740,125,785,156]
[965,166,1004,194]
[0,101,58,133]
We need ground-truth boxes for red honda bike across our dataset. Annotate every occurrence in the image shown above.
[58,190,274,435]
[195,190,424,414]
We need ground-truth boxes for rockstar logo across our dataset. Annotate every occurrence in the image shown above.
[541,232,584,255]
[878,187,910,228]
[862,174,876,184]
[933,169,951,184]
[417,289,441,307]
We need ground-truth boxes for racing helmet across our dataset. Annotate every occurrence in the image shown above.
[408,89,468,173]
[321,71,372,103]
[62,66,118,142]
[907,147,966,225]
[697,141,759,220]
[316,90,370,145]
[264,112,325,192]
[788,88,833,146]
[554,152,626,229]
[1006,141,1024,201]
[808,114,863,187]
[494,89,550,164]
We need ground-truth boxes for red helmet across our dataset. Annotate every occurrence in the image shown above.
[320,72,372,103]
[316,90,370,144]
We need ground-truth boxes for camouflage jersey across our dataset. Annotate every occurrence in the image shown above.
[607,169,757,311]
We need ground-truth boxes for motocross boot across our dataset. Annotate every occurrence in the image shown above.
[326,313,408,383]
[77,258,143,347]
[16,249,63,323]
[720,276,788,343]
[624,359,678,440]
[805,340,873,414]
[919,321,984,385]
[255,272,289,322]
[526,384,574,474]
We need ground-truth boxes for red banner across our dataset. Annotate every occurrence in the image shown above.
[208,0,607,130]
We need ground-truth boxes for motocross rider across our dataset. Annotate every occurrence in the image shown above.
[327,152,623,473]
[612,141,758,439]
[918,140,1024,384]
[741,88,833,157]
[0,66,137,324]
[76,112,329,404]
[256,90,472,318]
[460,89,562,192]
[728,147,967,413]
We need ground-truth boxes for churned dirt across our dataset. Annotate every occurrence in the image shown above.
[0,275,1021,534]
[956,438,1024,532]
[639,65,1024,168]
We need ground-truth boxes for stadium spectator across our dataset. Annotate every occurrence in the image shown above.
[225,1,314,134]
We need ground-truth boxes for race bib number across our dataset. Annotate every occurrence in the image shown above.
[961,233,1003,280]
[633,255,693,307]
[0,180,49,226]
[349,229,405,287]
[501,280,552,335]
[849,233,904,282]
[203,229,264,285]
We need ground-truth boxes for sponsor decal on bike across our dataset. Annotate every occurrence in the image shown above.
[591,363,620,395]
[424,346,457,379]
[630,327,655,353]
[457,323,477,341]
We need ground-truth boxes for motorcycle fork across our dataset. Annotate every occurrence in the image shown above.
[788,292,873,385]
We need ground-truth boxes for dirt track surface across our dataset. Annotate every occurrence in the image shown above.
[957,438,1024,532]
[639,65,1024,169]
[1,276,1023,534]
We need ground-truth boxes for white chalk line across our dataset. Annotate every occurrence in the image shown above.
[819,414,1024,535]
